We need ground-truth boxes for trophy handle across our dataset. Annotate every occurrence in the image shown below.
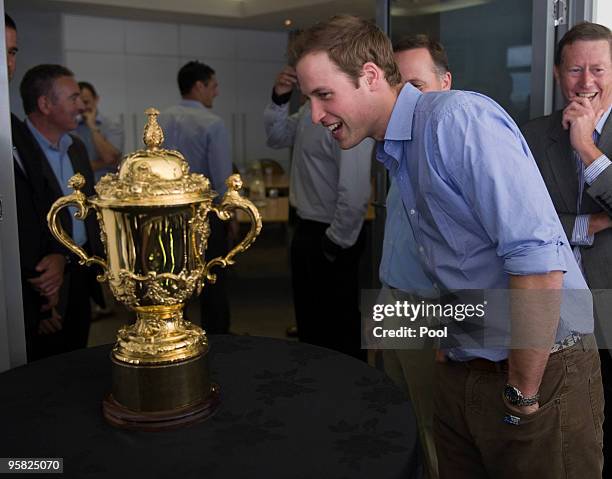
[47,173,108,271]
[204,174,262,283]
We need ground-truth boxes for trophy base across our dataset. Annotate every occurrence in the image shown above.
[103,351,220,431]
[102,386,220,431]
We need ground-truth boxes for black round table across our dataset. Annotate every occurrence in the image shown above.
[0,335,417,478]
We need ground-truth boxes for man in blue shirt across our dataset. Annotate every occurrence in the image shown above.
[19,64,104,353]
[159,61,233,334]
[291,15,603,478]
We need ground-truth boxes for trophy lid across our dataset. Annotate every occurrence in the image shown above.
[93,108,215,207]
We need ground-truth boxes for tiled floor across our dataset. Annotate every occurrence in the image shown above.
[88,223,295,346]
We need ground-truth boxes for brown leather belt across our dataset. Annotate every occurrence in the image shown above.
[463,358,508,372]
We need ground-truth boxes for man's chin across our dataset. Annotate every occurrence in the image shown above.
[338,136,364,150]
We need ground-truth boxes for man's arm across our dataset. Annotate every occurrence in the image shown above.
[263,66,301,149]
[83,113,122,170]
[324,139,373,251]
[507,271,563,414]
[563,97,612,215]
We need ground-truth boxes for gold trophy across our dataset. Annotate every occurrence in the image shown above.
[47,108,262,430]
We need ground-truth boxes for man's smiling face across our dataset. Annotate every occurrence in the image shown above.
[296,51,374,149]
[555,39,612,113]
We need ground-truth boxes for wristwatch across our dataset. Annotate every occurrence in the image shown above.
[503,383,540,407]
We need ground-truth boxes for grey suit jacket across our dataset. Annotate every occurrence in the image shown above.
[522,110,612,343]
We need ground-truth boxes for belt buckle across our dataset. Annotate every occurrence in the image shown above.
[550,331,581,354]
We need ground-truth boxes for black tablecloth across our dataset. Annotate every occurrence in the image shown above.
[0,335,417,478]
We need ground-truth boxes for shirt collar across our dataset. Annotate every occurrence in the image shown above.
[596,105,612,135]
[180,99,207,110]
[26,118,73,154]
[384,82,422,141]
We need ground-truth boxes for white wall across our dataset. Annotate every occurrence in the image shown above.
[594,0,612,27]
[62,14,289,171]
[5,8,290,171]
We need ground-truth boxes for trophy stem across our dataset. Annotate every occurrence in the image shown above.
[133,304,183,335]
[112,304,207,365]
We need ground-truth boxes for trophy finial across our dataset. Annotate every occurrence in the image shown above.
[143,107,164,150]
[68,173,85,191]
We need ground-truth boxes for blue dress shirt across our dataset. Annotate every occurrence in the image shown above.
[379,178,435,296]
[376,84,592,361]
[158,100,232,196]
[26,119,87,247]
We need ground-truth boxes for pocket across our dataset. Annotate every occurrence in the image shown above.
[501,394,562,425]
[588,372,604,447]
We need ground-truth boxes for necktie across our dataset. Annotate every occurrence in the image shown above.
[573,129,600,271]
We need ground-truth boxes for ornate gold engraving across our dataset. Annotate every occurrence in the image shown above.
[47,108,262,366]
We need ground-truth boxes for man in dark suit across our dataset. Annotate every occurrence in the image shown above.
[19,63,104,353]
[6,14,66,361]
[522,21,612,472]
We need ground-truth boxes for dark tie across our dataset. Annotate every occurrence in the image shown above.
[573,129,601,270]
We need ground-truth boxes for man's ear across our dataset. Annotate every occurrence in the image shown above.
[37,95,52,115]
[441,72,452,91]
[362,62,383,90]
[553,65,560,84]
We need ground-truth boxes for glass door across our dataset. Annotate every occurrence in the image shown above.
[389,0,535,125]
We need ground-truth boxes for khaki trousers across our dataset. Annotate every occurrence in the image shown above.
[384,347,439,479]
[434,335,604,479]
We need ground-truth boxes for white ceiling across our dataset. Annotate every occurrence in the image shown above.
[7,0,376,31]
[7,0,494,32]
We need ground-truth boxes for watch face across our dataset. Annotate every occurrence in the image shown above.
[504,384,522,405]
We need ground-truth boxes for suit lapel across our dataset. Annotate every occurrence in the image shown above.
[18,124,72,234]
[598,112,612,159]
[546,111,578,212]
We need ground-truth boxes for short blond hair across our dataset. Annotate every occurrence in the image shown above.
[289,15,402,88]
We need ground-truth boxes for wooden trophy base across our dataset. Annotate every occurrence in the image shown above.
[102,352,220,431]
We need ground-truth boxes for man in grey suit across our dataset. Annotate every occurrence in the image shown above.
[522,21,612,472]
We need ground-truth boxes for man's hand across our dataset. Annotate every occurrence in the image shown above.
[562,97,604,165]
[504,398,540,416]
[588,212,612,236]
[40,290,60,312]
[274,66,298,97]
[37,308,63,335]
[82,106,98,129]
[28,254,65,298]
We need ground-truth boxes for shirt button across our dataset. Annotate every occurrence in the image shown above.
[410,209,416,215]
[432,283,438,289]
[419,246,424,254]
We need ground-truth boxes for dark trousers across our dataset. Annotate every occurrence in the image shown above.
[22,280,65,362]
[290,218,366,361]
[434,334,604,479]
[63,264,93,352]
[199,215,230,334]
[600,349,612,476]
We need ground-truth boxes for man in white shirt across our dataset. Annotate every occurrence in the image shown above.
[264,65,373,360]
